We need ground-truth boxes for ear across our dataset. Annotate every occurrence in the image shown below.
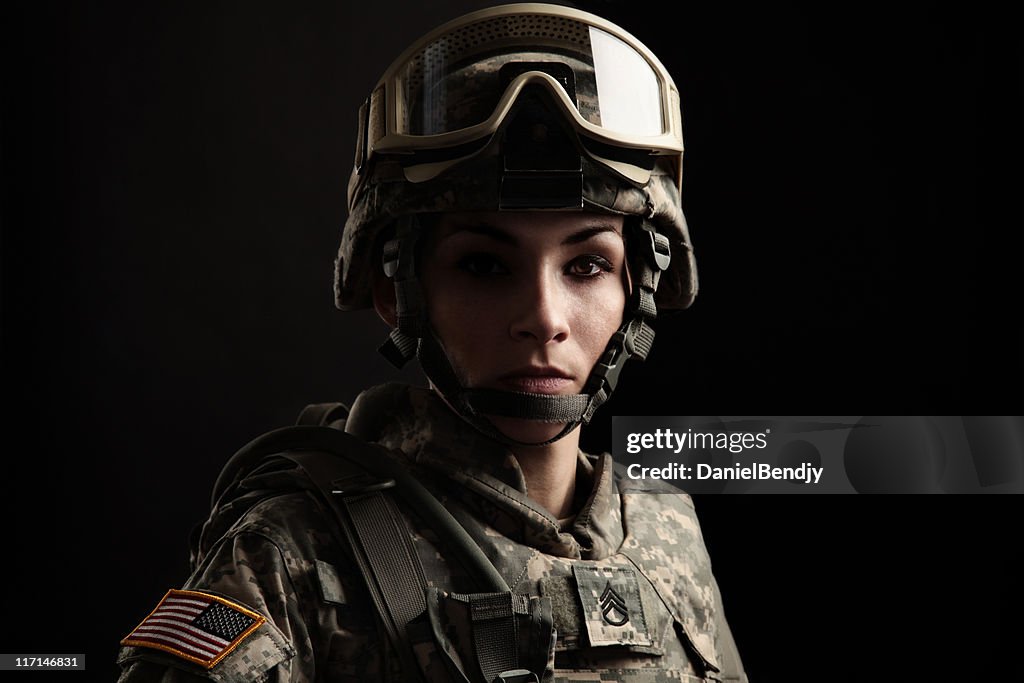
[371,269,397,328]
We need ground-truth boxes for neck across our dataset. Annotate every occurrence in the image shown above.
[510,426,581,519]
[429,385,582,518]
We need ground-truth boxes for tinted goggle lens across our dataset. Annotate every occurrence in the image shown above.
[392,17,667,139]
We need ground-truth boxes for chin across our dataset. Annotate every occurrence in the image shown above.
[486,416,579,448]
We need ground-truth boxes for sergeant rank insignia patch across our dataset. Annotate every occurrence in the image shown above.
[121,589,266,669]
[572,565,652,647]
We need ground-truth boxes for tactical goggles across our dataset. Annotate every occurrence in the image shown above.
[354,3,684,186]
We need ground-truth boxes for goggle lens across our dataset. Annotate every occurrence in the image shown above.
[393,15,667,139]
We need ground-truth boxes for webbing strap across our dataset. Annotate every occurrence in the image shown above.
[453,592,531,683]
[234,426,510,593]
[462,389,590,423]
[221,424,518,681]
[472,593,517,683]
[345,491,428,678]
[285,449,428,683]
[295,401,349,427]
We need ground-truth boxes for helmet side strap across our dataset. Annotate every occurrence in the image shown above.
[377,215,425,369]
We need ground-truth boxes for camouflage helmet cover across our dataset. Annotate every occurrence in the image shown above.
[333,3,698,311]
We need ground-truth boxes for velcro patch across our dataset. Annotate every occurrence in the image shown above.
[572,565,652,647]
[121,589,266,669]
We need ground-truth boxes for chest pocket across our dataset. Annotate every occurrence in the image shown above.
[408,588,556,683]
[538,566,712,681]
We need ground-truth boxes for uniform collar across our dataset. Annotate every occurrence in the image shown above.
[345,383,624,560]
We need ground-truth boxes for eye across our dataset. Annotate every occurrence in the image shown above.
[567,255,614,278]
[456,252,508,276]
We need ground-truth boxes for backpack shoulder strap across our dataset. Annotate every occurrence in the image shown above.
[225,424,428,681]
[210,421,517,682]
[282,444,428,683]
[218,424,512,681]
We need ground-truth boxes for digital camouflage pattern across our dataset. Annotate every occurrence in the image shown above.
[336,152,697,313]
[336,6,697,313]
[117,383,747,682]
[335,19,698,316]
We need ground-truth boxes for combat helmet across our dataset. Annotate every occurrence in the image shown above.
[334,2,697,446]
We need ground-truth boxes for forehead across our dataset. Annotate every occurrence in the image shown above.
[435,211,624,241]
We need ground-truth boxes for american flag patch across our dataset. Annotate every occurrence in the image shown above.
[121,589,266,669]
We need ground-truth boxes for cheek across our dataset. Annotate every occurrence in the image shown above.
[421,261,627,382]
[572,283,626,360]
[429,297,497,345]
[421,273,502,380]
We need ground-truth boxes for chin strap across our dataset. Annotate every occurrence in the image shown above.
[377,214,670,448]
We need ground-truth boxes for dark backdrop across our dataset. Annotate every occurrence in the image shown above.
[3,1,1021,680]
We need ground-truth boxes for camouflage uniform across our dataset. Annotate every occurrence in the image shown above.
[117,382,747,683]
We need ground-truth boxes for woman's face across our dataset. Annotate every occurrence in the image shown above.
[420,211,628,444]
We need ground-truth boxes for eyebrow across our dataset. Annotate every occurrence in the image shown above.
[443,222,622,246]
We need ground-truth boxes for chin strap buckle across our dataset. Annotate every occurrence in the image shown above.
[377,328,418,369]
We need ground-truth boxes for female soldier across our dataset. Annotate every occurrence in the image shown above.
[117,3,747,681]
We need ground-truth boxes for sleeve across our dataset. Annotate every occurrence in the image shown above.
[117,483,397,683]
[712,576,749,683]
[116,530,306,682]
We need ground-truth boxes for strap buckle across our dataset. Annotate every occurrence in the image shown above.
[591,325,637,395]
[646,228,671,271]
[493,670,539,683]
[330,473,396,496]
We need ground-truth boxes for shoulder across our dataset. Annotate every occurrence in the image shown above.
[608,454,696,509]
[119,428,396,676]
[227,488,334,550]
[212,486,369,595]
[194,422,400,564]
[119,491,379,681]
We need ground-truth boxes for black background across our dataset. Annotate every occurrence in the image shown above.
[2,1,1021,680]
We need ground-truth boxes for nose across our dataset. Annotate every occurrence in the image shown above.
[509,271,570,344]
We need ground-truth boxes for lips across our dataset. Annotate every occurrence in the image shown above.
[497,366,574,394]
